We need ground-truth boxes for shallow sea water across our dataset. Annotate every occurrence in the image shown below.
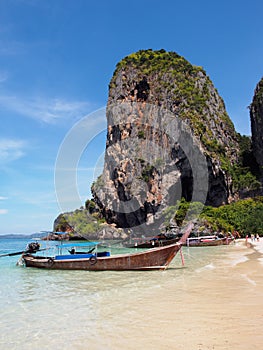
[0,238,262,350]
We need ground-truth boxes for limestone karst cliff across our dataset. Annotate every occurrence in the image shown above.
[91,49,240,231]
[250,77,263,183]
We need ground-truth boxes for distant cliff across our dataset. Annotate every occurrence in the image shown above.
[91,49,240,231]
[250,77,263,184]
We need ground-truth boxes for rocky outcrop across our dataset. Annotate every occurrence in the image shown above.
[92,50,239,232]
[250,77,263,183]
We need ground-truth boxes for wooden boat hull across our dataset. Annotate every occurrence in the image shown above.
[22,243,182,271]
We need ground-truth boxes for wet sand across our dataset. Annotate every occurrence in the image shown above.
[104,240,263,350]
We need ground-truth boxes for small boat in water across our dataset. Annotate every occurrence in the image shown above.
[22,243,179,271]
[184,235,234,247]
[126,233,180,249]
[22,223,194,271]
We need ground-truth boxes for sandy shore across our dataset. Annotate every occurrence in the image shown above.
[106,239,263,350]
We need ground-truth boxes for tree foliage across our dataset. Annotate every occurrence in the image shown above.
[164,197,263,236]
[202,197,263,236]
[54,208,106,237]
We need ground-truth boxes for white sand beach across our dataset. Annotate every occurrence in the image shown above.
[102,239,263,350]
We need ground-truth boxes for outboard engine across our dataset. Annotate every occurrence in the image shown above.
[26,242,40,253]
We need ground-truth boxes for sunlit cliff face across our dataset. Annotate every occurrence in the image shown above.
[91,50,240,231]
[250,78,263,183]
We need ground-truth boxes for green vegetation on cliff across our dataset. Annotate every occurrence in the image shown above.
[114,49,202,77]
[251,77,263,107]
[221,134,260,193]
[54,206,105,237]
[110,49,238,165]
[164,197,263,236]
[201,197,263,235]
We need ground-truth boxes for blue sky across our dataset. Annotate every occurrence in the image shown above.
[0,0,262,234]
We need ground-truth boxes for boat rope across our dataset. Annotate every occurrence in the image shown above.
[179,246,185,266]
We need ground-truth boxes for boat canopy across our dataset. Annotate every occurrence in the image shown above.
[41,231,66,234]
[59,242,101,248]
[187,235,217,240]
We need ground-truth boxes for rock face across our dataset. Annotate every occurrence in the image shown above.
[250,77,263,182]
[92,50,239,231]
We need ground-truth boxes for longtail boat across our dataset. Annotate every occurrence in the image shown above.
[184,235,234,247]
[22,223,193,271]
[126,235,180,249]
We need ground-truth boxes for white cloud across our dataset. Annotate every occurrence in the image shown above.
[0,95,90,124]
[0,196,8,200]
[0,138,26,163]
[0,209,8,214]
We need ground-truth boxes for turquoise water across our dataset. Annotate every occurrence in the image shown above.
[0,238,248,350]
